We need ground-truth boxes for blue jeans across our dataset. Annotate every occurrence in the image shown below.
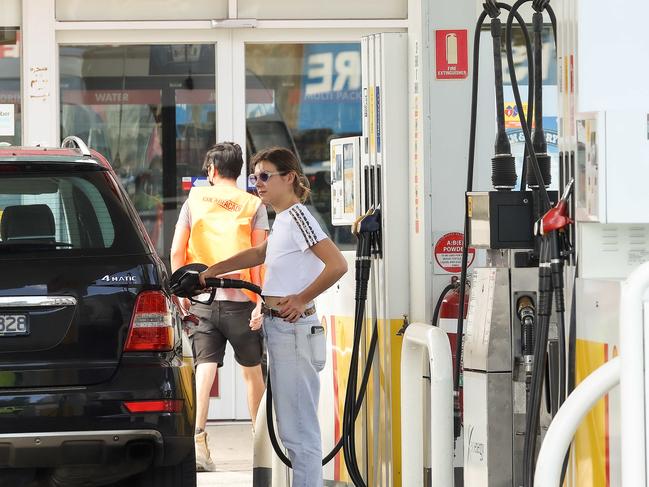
[264,314,325,487]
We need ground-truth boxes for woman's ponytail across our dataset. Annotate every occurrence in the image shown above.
[294,173,311,203]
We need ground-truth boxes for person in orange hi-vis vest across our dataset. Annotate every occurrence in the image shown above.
[170,142,268,472]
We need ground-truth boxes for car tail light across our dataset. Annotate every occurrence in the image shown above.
[123,400,183,413]
[124,291,174,352]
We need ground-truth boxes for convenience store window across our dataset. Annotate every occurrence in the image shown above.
[0,27,21,146]
[60,44,217,259]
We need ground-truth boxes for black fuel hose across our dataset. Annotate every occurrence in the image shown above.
[524,236,553,487]
[505,0,553,210]
[432,283,457,327]
[265,317,379,468]
[342,231,373,485]
[454,3,532,437]
[559,261,579,483]
[204,277,262,296]
[505,4,568,485]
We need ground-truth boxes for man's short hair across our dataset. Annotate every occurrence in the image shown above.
[202,142,244,180]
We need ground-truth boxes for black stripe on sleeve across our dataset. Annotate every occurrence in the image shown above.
[289,208,316,246]
[293,207,319,243]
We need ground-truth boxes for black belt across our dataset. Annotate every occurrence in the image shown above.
[261,303,316,319]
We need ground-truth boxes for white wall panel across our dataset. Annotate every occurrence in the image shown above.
[56,0,227,21]
[238,0,407,20]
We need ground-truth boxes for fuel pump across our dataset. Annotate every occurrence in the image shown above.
[455,1,571,486]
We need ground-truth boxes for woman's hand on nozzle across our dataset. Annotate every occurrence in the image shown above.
[198,271,208,288]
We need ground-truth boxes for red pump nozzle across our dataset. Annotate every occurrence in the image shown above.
[537,178,574,235]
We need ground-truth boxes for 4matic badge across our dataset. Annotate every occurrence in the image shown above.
[99,274,138,284]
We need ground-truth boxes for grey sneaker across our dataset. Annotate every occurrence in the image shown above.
[195,431,217,472]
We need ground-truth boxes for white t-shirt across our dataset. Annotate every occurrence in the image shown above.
[263,203,328,297]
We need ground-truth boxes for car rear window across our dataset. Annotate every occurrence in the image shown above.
[0,168,147,257]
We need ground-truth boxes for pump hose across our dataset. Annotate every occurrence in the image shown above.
[454,2,533,432]
[432,283,457,327]
[505,0,558,207]
[505,3,569,485]
[265,317,379,468]
[264,230,377,487]
[342,233,373,485]
[559,260,579,482]
[523,236,553,487]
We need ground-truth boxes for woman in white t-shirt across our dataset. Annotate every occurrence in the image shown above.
[199,147,347,487]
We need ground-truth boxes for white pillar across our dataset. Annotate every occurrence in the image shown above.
[21,0,59,147]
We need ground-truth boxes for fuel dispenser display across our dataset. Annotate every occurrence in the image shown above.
[330,136,361,227]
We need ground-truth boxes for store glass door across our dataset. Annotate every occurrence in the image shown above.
[60,44,217,259]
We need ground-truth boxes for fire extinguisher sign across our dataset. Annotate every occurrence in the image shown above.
[435,30,468,79]
[434,232,475,274]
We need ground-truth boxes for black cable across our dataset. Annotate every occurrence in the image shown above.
[505,0,551,209]
[455,7,488,400]
[343,295,364,482]
[203,277,262,297]
[519,37,535,191]
[490,14,517,190]
[524,237,554,487]
[559,261,579,484]
[552,235,567,410]
[432,283,456,327]
[343,257,370,485]
[546,4,558,45]
[322,318,378,465]
[266,319,380,469]
[266,312,378,468]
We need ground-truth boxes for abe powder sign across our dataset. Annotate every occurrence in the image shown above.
[434,232,475,274]
[435,30,469,80]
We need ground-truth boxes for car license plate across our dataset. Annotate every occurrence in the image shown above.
[0,314,29,336]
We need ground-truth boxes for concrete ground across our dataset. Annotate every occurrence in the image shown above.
[197,422,254,487]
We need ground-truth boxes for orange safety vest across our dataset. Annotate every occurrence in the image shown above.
[185,184,264,302]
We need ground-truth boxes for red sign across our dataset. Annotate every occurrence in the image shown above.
[435,30,468,80]
[434,232,475,274]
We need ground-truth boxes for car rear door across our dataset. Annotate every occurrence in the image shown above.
[0,161,165,388]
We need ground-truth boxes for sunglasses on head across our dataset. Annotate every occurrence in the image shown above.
[247,171,287,186]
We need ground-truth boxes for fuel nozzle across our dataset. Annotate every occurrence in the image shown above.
[517,295,536,384]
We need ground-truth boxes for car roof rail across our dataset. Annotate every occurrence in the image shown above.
[61,136,91,157]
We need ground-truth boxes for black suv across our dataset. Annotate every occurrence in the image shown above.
[0,138,196,487]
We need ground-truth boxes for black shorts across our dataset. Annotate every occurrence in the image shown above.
[186,300,262,368]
